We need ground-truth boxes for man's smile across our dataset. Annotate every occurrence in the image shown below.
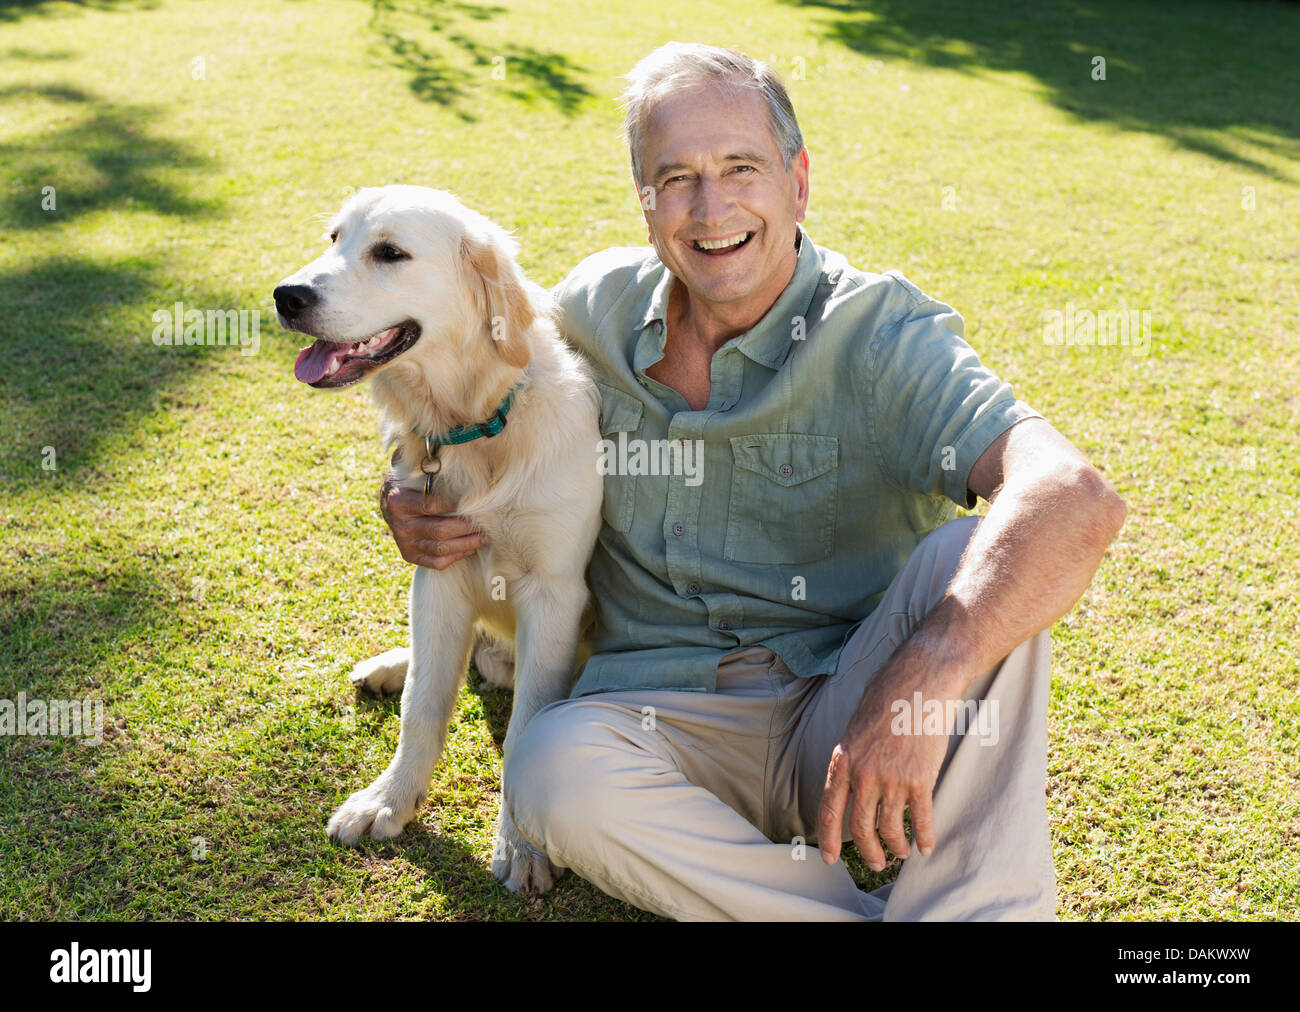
[686,229,757,257]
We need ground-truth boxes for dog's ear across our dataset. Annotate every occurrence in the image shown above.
[460,231,533,369]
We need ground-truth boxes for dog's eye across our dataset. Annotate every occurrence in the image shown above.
[374,244,409,263]
[329,231,339,244]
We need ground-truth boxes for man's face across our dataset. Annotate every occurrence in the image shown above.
[638,84,809,315]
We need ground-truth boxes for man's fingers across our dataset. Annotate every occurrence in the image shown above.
[412,539,485,569]
[818,747,852,864]
[386,485,458,519]
[909,790,936,858]
[877,792,910,861]
[414,532,488,559]
[420,549,478,570]
[850,788,886,872]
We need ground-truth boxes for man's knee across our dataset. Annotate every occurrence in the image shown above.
[899,515,982,616]
[920,514,980,573]
[503,700,617,854]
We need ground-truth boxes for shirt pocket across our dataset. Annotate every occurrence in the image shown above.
[594,380,645,533]
[724,433,839,564]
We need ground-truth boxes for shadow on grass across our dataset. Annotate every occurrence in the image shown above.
[0,561,186,918]
[367,0,592,120]
[0,255,245,488]
[0,562,174,700]
[0,74,233,487]
[0,0,156,22]
[0,82,218,229]
[785,0,1300,181]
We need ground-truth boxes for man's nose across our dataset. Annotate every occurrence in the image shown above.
[273,284,318,320]
[691,176,734,227]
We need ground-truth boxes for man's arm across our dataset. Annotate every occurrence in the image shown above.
[818,417,1126,869]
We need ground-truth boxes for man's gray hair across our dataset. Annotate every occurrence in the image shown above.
[620,42,805,189]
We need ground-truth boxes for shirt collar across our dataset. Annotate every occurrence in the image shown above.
[635,225,823,374]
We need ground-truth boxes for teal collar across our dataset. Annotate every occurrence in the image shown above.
[419,378,525,448]
[414,377,525,498]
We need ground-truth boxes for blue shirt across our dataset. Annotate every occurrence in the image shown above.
[553,226,1041,697]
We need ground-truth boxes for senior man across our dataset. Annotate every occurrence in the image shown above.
[381,43,1126,920]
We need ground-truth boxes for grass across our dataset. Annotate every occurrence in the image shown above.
[0,0,1297,920]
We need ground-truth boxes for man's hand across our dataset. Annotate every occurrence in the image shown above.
[817,418,1127,871]
[380,478,487,569]
[817,645,953,870]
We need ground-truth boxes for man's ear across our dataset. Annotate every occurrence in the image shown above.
[459,231,533,369]
[794,148,810,223]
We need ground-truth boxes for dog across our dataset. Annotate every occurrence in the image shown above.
[273,185,602,894]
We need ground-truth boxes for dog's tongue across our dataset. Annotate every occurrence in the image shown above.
[294,340,344,384]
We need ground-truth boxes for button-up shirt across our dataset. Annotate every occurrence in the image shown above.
[553,226,1041,697]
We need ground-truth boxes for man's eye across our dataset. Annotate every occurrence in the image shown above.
[375,244,409,262]
[730,165,755,175]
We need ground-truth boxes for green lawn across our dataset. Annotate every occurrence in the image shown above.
[1,0,1297,920]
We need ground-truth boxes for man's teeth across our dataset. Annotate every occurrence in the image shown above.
[695,233,750,251]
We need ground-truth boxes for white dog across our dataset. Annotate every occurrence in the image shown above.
[274,185,602,894]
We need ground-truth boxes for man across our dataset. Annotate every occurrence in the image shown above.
[380,43,1126,920]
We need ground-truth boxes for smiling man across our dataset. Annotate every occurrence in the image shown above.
[382,42,1126,920]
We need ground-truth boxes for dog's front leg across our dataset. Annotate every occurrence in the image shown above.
[491,575,589,894]
[327,564,476,845]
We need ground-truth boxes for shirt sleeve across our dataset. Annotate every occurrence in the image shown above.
[868,274,1042,508]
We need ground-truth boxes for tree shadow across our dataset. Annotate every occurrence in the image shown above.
[783,0,1300,181]
[0,0,156,22]
[0,82,218,229]
[0,256,247,490]
[0,46,72,59]
[0,72,233,488]
[367,0,592,120]
[0,560,186,918]
[0,562,175,703]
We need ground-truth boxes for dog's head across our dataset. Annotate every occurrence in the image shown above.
[273,185,534,391]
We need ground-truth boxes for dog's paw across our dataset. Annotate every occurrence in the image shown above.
[327,781,420,846]
[350,647,409,698]
[491,810,563,895]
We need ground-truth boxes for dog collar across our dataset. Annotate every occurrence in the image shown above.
[424,380,523,448]
[414,376,526,500]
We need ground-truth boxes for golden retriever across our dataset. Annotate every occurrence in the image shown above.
[274,185,601,894]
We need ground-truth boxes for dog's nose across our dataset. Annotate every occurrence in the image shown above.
[274,284,318,319]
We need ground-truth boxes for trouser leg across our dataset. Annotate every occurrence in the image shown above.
[505,649,880,921]
[777,516,1057,920]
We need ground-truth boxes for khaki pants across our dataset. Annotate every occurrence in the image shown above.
[505,516,1056,920]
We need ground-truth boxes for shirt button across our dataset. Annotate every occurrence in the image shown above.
[779,463,794,478]
[672,522,684,536]
[717,620,732,631]
[686,582,701,595]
